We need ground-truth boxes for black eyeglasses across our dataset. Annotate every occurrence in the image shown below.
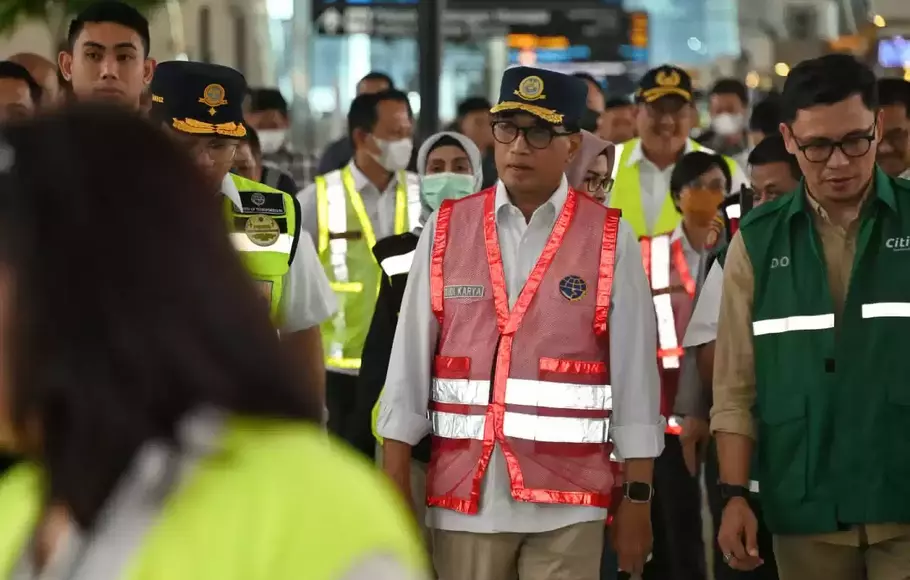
[585,175,615,194]
[492,121,574,150]
[788,122,876,163]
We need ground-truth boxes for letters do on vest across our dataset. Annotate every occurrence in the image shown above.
[315,166,421,371]
[426,188,621,514]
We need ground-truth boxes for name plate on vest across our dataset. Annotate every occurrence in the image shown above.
[239,191,285,216]
[445,285,485,299]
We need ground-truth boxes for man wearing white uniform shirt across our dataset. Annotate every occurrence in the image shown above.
[378,66,663,580]
[297,89,421,440]
[610,65,749,239]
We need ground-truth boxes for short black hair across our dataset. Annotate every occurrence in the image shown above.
[709,78,749,105]
[749,96,782,135]
[358,71,394,89]
[249,88,288,116]
[669,151,733,204]
[780,54,877,124]
[573,72,600,88]
[0,61,42,105]
[68,1,150,57]
[605,96,633,110]
[457,96,491,118]
[747,134,802,180]
[347,89,412,147]
[0,105,318,529]
[244,125,261,157]
[877,78,910,118]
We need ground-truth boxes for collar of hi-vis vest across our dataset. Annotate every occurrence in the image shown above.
[347,160,403,195]
[494,174,569,219]
[622,138,703,169]
[220,172,244,209]
[783,165,897,222]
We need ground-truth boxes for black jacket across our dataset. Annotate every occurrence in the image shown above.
[346,232,432,462]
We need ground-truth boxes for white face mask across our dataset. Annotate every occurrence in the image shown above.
[258,129,287,155]
[711,113,744,137]
[371,137,413,172]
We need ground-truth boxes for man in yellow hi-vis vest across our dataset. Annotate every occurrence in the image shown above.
[297,89,421,439]
[609,65,749,238]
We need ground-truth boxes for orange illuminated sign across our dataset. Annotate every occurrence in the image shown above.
[507,34,570,50]
[629,11,648,48]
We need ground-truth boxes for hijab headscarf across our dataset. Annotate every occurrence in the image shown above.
[415,131,484,228]
[565,130,614,190]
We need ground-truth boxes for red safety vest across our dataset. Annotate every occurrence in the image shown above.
[640,233,696,435]
[427,187,621,515]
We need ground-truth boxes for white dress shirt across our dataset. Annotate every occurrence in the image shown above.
[682,261,724,348]
[377,176,664,534]
[222,175,337,332]
[621,140,750,233]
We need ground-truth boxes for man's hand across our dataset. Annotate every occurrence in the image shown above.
[679,416,709,476]
[717,497,763,571]
[611,500,652,575]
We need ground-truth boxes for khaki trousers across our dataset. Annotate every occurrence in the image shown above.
[773,532,910,580]
[433,521,604,580]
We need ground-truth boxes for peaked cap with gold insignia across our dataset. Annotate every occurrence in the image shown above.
[490,66,588,127]
[635,64,694,104]
[150,60,247,138]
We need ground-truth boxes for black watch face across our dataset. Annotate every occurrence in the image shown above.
[624,482,652,502]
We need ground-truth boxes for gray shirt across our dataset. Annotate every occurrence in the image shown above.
[377,176,665,534]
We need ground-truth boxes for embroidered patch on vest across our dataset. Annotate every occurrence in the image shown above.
[239,190,285,216]
[245,216,280,246]
[444,285,485,299]
[558,275,587,301]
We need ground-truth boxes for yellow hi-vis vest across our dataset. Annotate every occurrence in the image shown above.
[224,174,298,325]
[315,166,420,371]
[0,418,429,579]
[609,138,740,237]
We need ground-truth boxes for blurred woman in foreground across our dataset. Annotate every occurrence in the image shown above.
[0,106,428,580]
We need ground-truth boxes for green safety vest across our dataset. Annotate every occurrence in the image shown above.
[741,166,910,535]
[315,167,420,371]
[610,139,740,238]
[0,419,428,579]
[223,174,297,325]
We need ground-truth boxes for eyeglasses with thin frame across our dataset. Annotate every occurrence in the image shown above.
[585,175,615,194]
[172,131,239,163]
[788,121,877,163]
[491,120,574,150]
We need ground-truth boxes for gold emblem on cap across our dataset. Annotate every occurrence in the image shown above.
[515,75,546,102]
[245,216,280,247]
[655,70,681,88]
[199,83,228,116]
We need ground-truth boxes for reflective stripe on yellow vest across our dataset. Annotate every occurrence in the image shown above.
[315,166,420,371]
[224,174,296,325]
[609,139,739,237]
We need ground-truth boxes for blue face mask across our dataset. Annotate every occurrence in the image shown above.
[420,173,476,210]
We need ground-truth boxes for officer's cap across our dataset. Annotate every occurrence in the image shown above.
[150,61,247,138]
[490,66,588,128]
[636,65,693,104]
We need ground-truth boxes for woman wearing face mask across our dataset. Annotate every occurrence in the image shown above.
[346,133,483,531]
[565,130,616,203]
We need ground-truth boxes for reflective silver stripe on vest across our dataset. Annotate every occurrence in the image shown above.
[504,378,612,411]
[380,250,416,277]
[63,409,225,580]
[431,378,491,406]
[430,410,610,444]
[752,314,835,336]
[324,171,353,287]
[650,235,681,369]
[725,203,741,219]
[405,173,422,232]
[861,302,910,318]
[229,233,294,254]
[431,378,612,411]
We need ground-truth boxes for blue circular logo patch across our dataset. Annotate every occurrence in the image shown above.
[559,275,587,301]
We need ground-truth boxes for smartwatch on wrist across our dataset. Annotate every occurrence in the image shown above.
[622,481,654,503]
[718,483,750,507]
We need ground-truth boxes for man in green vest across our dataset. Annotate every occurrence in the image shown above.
[712,54,910,579]
[150,61,336,411]
[296,90,421,439]
[609,65,748,238]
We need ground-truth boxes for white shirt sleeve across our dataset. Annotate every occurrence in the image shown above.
[296,183,319,247]
[682,262,724,348]
[280,235,338,333]
[608,219,666,460]
[375,213,439,445]
[335,554,431,580]
[729,161,750,195]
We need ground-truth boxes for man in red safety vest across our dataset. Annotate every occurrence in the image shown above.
[376,66,664,580]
